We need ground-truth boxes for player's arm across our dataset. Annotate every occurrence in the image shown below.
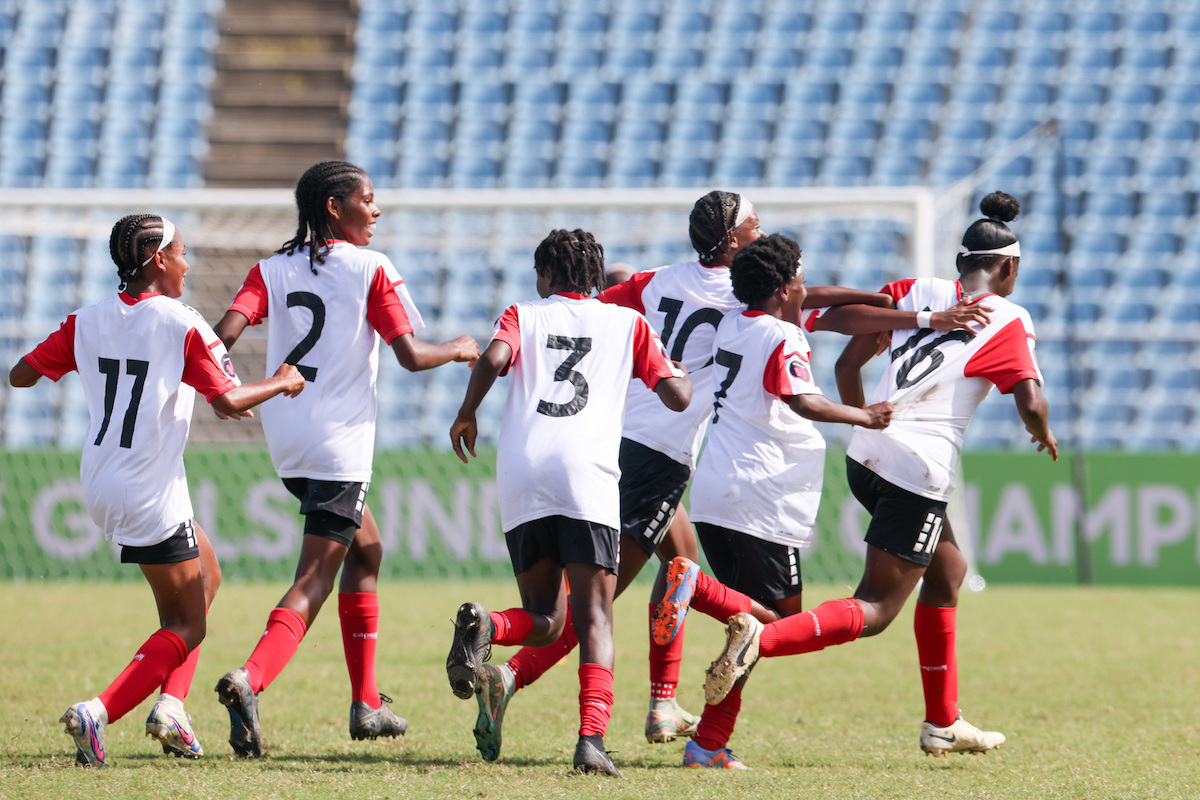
[653,361,691,412]
[391,332,480,372]
[803,286,893,309]
[214,309,250,350]
[9,358,41,387]
[1011,377,1058,461]
[787,393,892,429]
[834,332,882,409]
[814,299,991,335]
[450,340,511,463]
[210,363,305,417]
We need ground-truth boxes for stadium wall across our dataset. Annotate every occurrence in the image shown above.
[2,447,1196,586]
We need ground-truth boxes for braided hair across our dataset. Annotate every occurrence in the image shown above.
[730,233,801,305]
[109,213,167,291]
[689,190,742,265]
[278,160,368,275]
[957,191,1021,273]
[533,229,606,295]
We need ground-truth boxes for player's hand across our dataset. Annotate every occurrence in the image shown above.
[874,330,891,356]
[863,401,893,429]
[275,363,306,397]
[450,413,478,463]
[452,335,481,366]
[931,300,992,332]
[1029,427,1059,461]
[214,406,254,421]
[670,359,688,379]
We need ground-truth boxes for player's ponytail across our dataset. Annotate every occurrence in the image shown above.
[957,191,1021,272]
[689,190,743,265]
[279,160,368,275]
[109,213,167,291]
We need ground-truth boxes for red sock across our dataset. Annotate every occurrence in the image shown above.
[339,593,380,707]
[161,644,200,701]
[505,606,577,690]
[578,663,615,737]
[244,607,307,693]
[97,629,188,723]
[759,598,865,657]
[914,603,958,727]
[648,603,683,699]
[694,686,742,752]
[691,570,753,621]
[490,608,534,646]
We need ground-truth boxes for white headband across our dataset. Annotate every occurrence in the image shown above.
[959,241,1020,258]
[142,218,176,266]
[733,195,751,227]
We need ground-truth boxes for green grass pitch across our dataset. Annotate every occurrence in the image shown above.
[1,580,1197,799]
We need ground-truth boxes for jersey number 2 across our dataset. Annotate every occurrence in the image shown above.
[95,357,148,448]
[284,291,325,382]
[537,335,591,418]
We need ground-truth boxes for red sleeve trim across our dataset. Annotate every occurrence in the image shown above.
[366,265,415,343]
[597,271,653,314]
[802,308,822,332]
[23,315,78,381]
[631,315,676,389]
[964,318,1041,393]
[182,328,238,401]
[492,305,522,374]
[228,264,269,325]
[881,278,917,303]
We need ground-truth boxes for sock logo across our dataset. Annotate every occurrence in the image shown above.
[352,632,378,640]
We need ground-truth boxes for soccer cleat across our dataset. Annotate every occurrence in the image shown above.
[146,694,203,759]
[652,557,700,645]
[644,697,700,743]
[61,699,108,768]
[682,739,751,769]
[473,663,516,761]
[703,613,763,705]
[215,667,263,758]
[446,602,494,700]
[920,715,1006,756]
[349,693,409,741]
[573,734,623,778]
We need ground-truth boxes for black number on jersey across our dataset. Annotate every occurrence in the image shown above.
[95,357,149,448]
[711,348,743,424]
[657,297,724,367]
[537,335,591,418]
[284,291,325,381]
[891,323,976,389]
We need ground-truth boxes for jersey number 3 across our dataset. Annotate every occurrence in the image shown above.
[537,335,591,418]
[95,357,149,448]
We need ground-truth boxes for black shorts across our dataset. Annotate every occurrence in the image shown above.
[618,438,692,556]
[282,477,367,547]
[695,522,802,604]
[846,457,947,567]
[121,521,199,565]
[506,516,620,575]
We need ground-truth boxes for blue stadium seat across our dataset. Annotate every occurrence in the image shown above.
[660,156,711,188]
[764,156,817,186]
[673,80,726,122]
[607,156,657,188]
[554,156,605,188]
[448,155,499,189]
[564,80,618,120]
[501,156,552,189]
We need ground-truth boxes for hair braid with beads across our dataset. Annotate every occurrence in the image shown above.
[278,160,368,275]
[108,213,167,291]
[730,233,801,306]
[533,229,606,295]
[688,190,742,265]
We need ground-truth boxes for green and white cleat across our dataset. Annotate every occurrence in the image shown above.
[645,697,700,743]
[473,663,516,761]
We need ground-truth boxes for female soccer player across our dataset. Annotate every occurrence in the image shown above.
[686,192,1057,765]
[445,228,691,777]
[9,214,304,767]
[211,161,479,757]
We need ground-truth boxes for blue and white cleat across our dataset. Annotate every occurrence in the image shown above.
[683,739,751,769]
[146,693,203,759]
[61,698,108,767]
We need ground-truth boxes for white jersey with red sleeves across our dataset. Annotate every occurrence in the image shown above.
[491,293,678,531]
[689,311,827,548]
[598,260,743,467]
[228,241,424,481]
[846,277,1042,501]
[22,293,239,546]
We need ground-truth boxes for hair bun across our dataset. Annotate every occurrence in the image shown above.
[979,191,1020,223]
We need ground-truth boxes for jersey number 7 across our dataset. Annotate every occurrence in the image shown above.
[95,357,149,448]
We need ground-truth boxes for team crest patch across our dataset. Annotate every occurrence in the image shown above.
[789,360,810,382]
[221,353,237,379]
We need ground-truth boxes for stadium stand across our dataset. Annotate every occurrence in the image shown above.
[1,0,1199,451]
